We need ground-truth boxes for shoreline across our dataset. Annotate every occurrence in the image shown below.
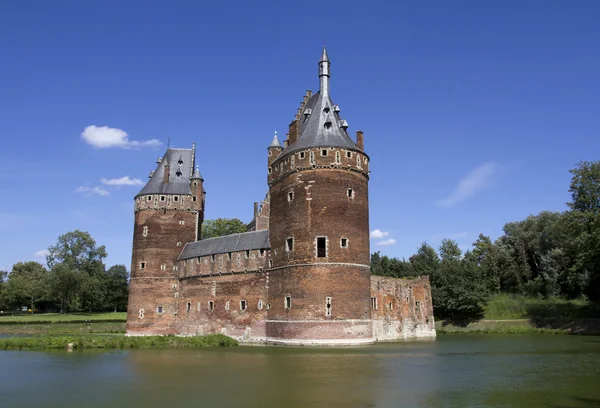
[436,318,600,335]
[0,334,238,351]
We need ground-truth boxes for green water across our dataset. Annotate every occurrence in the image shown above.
[1,335,599,408]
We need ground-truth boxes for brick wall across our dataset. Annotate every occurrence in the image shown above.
[370,275,436,340]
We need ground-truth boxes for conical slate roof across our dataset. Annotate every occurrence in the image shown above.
[279,47,359,158]
[269,132,282,148]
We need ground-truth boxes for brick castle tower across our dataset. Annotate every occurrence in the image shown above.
[126,146,205,335]
[266,47,373,343]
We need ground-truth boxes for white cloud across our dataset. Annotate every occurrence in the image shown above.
[75,186,110,196]
[438,162,499,207]
[34,249,49,257]
[370,229,389,239]
[101,176,143,186]
[377,238,397,246]
[81,125,162,149]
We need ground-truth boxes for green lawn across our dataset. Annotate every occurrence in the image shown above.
[0,312,127,323]
[483,293,600,320]
[0,334,238,350]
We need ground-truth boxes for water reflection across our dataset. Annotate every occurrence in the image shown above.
[0,336,598,408]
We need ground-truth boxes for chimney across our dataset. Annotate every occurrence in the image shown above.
[163,160,170,184]
[288,120,300,146]
[356,130,364,151]
[254,202,259,217]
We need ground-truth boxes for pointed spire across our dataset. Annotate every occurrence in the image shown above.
[269,131,282,149]
[320,45,329,62]
[191,165,203,180]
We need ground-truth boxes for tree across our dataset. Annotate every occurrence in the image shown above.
[0,270,8,310]
[46,230,107,270]
[48,263,79,313]
[104,265,129,312]
[3,262,48,313]
[201,218,247,239]
[409,242,440,277]
[568,161,600,213]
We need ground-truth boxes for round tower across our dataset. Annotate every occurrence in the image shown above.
[266,47,372,345]
[126,145,205,335]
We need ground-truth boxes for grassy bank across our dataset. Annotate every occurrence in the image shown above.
[0,334,238,350]
[483,294,600,320]
[0,312,127,324]
[0,322,125,335]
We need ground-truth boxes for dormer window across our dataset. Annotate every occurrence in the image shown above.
[323,107,330,114]
[178,157,183,165]
[176,169,182,177]
[324,122,332,130]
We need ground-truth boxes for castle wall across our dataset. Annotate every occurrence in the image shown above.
[370,276,436,340]
[177,273,268,341]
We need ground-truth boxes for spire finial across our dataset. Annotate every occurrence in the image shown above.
[318,46,330,95]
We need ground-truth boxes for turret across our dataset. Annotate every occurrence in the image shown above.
[267,131,283,183]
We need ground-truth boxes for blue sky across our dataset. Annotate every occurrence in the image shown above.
[1,1,599,271]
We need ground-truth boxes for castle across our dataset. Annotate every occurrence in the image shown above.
[126,47,436,345]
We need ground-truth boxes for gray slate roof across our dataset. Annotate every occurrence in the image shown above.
[136,148,194,197]
[179,230,270,260]
[278,47,359,159]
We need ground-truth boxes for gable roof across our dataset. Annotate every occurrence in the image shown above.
[179,230,270,260]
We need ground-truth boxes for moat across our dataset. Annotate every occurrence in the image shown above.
[1,335,599,408]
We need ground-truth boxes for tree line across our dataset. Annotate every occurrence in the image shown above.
[371,161,600,320]
[0,230,128,313]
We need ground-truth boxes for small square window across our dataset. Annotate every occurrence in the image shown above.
[186,302,191,312]
[287,191,294,202]
[211,254,215,262]
[160,196,165,202]
[157,306,164,314]
[208,301,214,311]
[192,196,197,202]
[177,242,182,247]
[227,252,232,260]
[245,250,250,259]
[286,238,294,251]
[240,300,247,311]
[346,151,352,158]
[268,167,272,174]
[174,196,179,202]
[139,262,146,269]
[147,196,152,201]
[285,296,291,309]
[299,152,306,159]
[341,238,348,248]
[321,149,328,156]
[347,188,354,198]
